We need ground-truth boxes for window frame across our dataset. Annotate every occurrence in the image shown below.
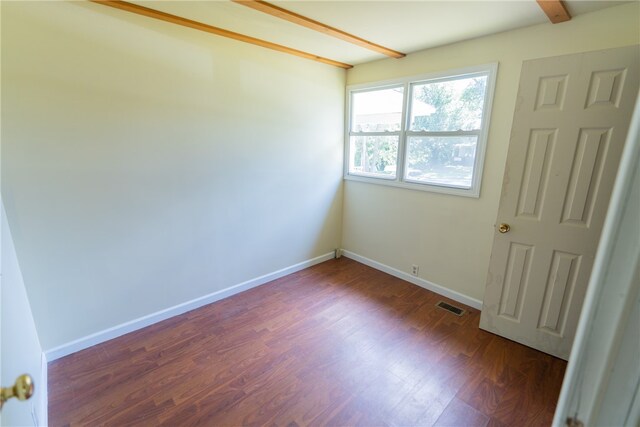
[347,85,404,180]
[344,63,498,198]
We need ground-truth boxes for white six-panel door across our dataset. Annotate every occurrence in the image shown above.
[480,45,640,360]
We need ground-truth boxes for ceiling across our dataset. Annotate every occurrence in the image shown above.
[129,1,631,66]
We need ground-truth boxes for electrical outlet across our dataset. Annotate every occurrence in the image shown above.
[411,265,419,276]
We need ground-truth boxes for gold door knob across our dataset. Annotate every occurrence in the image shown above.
[0,374,34,409]
[498,223,511,233]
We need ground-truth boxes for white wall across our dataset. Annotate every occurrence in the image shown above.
[0,8,44,425]
[1,2,345,351]
[1,202,47,427]
[342,3,640,301]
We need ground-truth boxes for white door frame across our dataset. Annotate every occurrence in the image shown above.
[553,91,640,426]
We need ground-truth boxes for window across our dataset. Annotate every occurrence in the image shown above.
[345,64,498,197]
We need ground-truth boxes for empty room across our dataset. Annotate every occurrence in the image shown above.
[1,0,639,425]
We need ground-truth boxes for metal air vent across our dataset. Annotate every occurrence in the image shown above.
[436,301,466,316]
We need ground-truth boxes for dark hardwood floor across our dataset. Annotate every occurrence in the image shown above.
[49,258,566,426]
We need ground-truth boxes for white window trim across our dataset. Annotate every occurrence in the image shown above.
[344,62,499,198]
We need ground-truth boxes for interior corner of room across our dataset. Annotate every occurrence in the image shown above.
[1,0,639,426]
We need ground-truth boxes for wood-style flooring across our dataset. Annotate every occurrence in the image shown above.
[49,258,566,426]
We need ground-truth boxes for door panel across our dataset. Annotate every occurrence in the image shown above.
[517,128,556,218]
[480,45,640,359]
[499,242,533,320]
[538,250,580,334]
[562,128,610,226]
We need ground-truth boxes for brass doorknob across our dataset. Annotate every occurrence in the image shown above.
[498,223,511,233]
[0,374,34,409]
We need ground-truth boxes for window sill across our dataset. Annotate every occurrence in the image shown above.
[343,173,480,198]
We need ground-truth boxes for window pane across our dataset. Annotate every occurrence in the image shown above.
[405,136,477,188]
[409,75,487,132]
[351,87,404,132]
[349,136,398,178]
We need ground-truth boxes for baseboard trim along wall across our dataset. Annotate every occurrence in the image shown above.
[45,252,336,361]
[45,250,481,361]
[341,250,483,310]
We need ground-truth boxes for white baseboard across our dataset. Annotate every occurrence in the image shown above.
[341,250,483,310]
[45,252,336,361]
